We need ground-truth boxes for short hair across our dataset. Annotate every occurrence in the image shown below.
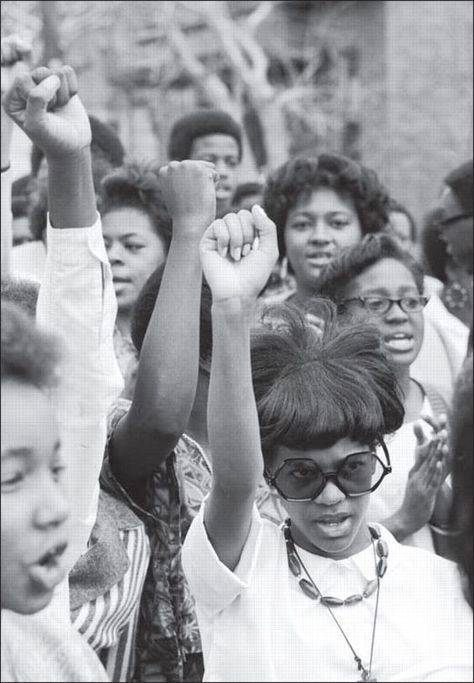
[232,182,264,208]
[1,301,59,389]
[1,277,40,318]
[98,161,172,247]
[421,207,449,283]
[314,233,425,305]
[167,109,242,161]
[251,301,404,464]
[449,355,473,604]
[263,154,390,260]
[388,199,417,242]
[131,265,212,370]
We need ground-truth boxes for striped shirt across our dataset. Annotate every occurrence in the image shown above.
[71,497,150,682]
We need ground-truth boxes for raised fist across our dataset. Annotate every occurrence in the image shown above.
[1,35,32,97]
[158,160,218,232]
[2,65,91,158]
[200,205,279,304]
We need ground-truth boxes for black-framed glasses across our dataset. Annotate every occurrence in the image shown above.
[344,295,429,315]
[265,442,392,502]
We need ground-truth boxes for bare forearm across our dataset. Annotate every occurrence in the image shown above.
[131,234,202,427]
[380,509,418,543]
[47,147,96,229]
[209,299,263,495]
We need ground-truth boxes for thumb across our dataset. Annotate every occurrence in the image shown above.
[413,421,427,447]
[251,205,279,256]
[251,204,274,235]
[26,74,60,118]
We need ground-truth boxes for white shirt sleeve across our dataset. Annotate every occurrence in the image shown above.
[182,497,264,619]
[36,215,123,576]
[1,167,13,276]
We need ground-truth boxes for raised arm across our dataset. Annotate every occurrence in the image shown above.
[200,206,279,570]
[3,66,123,566]
[1,35,32,275]
[111,160,217,484]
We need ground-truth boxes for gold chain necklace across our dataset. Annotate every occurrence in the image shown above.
[283,519,388,681]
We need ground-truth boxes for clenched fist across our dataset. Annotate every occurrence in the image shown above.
[3,65,91,158]
[200,205,279,304]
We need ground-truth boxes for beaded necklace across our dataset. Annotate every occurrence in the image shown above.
[283,519,388,682]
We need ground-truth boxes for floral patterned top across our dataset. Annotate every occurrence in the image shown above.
[100,399,285,682]
[113,327,139,400]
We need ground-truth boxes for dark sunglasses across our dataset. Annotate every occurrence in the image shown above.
[265,441,391,502]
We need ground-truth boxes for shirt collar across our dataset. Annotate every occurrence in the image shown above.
[292,524,401,582]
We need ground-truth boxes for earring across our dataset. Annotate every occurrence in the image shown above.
[280,256,288,281]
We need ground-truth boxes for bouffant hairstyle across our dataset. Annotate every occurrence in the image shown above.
[250,301,404,464]
[421,207,449,284]
[314,233,425,306]
[98,161,172,248]
[131,265,212,371]
[263,154,390,260]
[1,301,59,389]
[449,355,473,604]
[1,277,40,319]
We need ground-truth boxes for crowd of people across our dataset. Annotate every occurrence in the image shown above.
[1,35,473,683]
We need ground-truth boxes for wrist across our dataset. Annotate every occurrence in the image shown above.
[172,215,213,235]
[395,508,418,539]
[211,298,257,329]
[45,145,91,170]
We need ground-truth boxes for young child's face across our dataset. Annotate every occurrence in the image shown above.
[270,437,375,559]
[342,258,425,370]
[1,381,70,614]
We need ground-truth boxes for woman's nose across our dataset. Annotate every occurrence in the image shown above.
[308,221,331,243]
[33,480,70,530]
[314,478,346,505]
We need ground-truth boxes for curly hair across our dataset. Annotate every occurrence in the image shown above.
[98,161,172,248]
[1,277,40,319]
[263,154,390,260]
[131,264,212,371]
[315,233,425,306]
[1,301,60,389]
[250,301,404,464]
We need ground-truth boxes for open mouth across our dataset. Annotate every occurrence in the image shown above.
[313,514,352,536]
[37,542,68,568]
[384,332,414,352]
[29,542,68,591]
[216,186,232,200]
[305,252,333,266]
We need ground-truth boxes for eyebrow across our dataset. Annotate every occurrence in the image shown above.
[1,440,61,460]
[360,286,419,295]
[290,210,352,219]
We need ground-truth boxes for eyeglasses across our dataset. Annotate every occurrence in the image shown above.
[266,443,392,502]
[344,295,429,315]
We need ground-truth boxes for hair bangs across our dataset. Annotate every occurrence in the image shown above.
[251,302,404,464]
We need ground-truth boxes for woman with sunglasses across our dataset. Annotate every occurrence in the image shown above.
[181,209,472,682]
[316,234,452,555]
